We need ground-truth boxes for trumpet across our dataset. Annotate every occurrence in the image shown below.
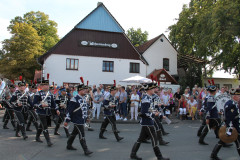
[16,91,27,106]
[59,95,67,109]
[109,97,117,107]
[41,91,50,108]
[148,103,158,114]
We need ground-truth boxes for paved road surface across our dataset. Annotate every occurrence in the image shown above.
[0,111,238,160]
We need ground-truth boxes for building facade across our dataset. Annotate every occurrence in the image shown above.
[38,3,178,86]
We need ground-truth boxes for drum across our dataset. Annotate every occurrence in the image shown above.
[219,125,238,143]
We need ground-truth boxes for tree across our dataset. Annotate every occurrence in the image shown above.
[8,11,59,52]
[168,0,240,76]
[0,22,43,80]
[126,27,148,47]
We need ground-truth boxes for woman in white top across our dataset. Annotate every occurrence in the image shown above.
[162,90,170,117]
[91,87,104,119]
[183,89,190,100]
[130,89,140,120]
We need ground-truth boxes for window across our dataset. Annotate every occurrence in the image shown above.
[102,61,114,72]
[163,58,169,71]
[66,58,79,70]
[215,84,220,89]
[130,63,140,73]
[223,84,232,90]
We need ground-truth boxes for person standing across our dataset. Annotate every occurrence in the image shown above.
[10,81,33,140]
[130,89,140,121]
[33,80,56,146]
[119,86,128,121]
[210,88,240,160]
[130,83,170,160]
[174,88,181,116]
[92,87,104,120]
[99,85,123,141]
[64,83,93,155]
[162,90,170,117]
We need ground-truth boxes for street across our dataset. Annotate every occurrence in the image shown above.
[0,113,238,160]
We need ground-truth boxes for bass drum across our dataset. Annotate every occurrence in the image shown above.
[215,94,231,112]
[219,125,238,143]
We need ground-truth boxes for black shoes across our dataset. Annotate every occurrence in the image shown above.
[199,140,208,145]
[35,137,43,143]
[130,155,142,160]
[66,145,77,150]
[3,126,9,129]
[162,132,169,136]
[159,140,169,145]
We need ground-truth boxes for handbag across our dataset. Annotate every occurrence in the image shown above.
[131,102,135,107]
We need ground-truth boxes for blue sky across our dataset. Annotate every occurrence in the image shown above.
[0,0,191,49]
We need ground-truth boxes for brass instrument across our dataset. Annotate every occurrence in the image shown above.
[59,95,67,109]
[41,91,50,108]
[0,81,7,102]
[16,91,27,106]
[148,102,158,114]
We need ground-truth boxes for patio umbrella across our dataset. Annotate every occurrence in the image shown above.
[120,75,152,83]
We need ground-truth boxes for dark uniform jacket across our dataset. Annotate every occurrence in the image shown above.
[205,95,219,119]
[224,100,240,133]
[103,94,116,116]
[65,94,88,125]
[10,90,33,112]
[140,94,155,126]
[55,94,69,114]
[33,90,56,115]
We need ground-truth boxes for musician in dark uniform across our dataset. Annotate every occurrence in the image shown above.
[99,85,124,141]
[199,84,221,145]
[26,84,39,131]
[10,81,33,139]
[64,84,93,156]
[152,85,169,146]
[54,87,70,137]
[130,83,169,160]
[50,85,57,125]
[210,88,240,160]
[2,84,16,130]
[33,80,56,146]
[197,93,209,137]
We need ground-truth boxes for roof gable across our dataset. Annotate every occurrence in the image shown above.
[137,34,179,55]
[137,34,162,54]
[147,69,178,84]
[75,4,124,33]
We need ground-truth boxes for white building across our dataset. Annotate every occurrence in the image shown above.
[38,3,178,87]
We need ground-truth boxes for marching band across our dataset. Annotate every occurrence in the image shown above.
[0,76,240,160]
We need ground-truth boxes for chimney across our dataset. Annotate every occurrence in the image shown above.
[97,2,103,6]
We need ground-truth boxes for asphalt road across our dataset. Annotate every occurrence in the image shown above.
[0,112,239,160]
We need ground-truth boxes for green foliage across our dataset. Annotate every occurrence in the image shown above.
[126,27,148,47]
[1,11,59,80]
[8,11,59,52]
[168,0,240,76]
[1,22,43,80]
